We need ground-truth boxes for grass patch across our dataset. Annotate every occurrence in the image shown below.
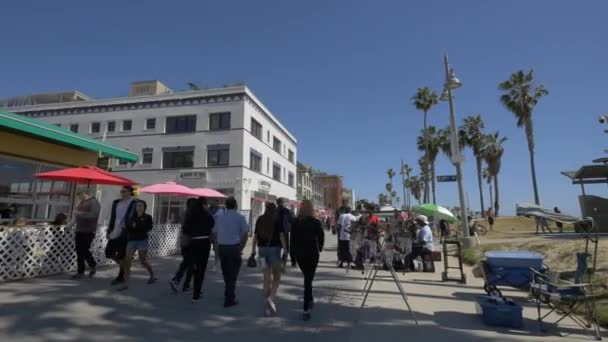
[462,248,483,266]
[472,216,574,240]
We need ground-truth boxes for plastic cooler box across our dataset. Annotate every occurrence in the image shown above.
[485,251,543,269]
[475,296,523,328]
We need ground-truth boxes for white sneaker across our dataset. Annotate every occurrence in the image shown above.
[266,298,277,315]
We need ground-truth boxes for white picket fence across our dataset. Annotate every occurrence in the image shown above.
[0,224,181,282]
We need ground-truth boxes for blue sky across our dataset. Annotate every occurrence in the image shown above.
[1,0,607,216]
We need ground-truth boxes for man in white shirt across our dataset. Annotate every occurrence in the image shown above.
[337,207,356,268]
[406,215,434,271]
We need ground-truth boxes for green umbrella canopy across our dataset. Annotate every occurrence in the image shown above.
[413,203,459,223]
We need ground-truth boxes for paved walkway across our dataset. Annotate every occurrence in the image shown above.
[0,239,605,342]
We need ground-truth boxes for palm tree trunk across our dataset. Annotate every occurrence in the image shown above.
[423,110,430,203]
[493,174,500,217]
[488,178,494,212]
[525,119,540,205]
[431,162,437,204]
[476,157,485,217]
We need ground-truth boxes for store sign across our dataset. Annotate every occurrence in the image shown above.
[259,180,271,191]
[437,175,457,182]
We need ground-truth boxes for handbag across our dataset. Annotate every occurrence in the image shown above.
[247,254,257,268]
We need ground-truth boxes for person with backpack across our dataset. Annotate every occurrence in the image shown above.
[251,202,287,316]
[105,185,137,286]
[291,200,324,320]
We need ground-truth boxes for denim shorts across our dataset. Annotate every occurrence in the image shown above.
[258,247,282,267]
[127,239,149,250]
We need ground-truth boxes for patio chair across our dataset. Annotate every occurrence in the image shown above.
[529,252,602,340]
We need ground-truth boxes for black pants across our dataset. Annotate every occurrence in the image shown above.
[287,231,296,266]
[75,232,96,274]
[406,246,431,270]
[173,245,194,289]
[219,244,242,304]
[296,254,319,311]
[338,240,352,263]
[190,239,211,299]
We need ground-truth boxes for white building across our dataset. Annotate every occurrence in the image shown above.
[6,81,297,224]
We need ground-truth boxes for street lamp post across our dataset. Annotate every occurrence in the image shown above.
[440,52,473,246]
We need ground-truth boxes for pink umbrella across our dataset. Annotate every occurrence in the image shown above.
[139,182,198,197]
[191,188,227,198]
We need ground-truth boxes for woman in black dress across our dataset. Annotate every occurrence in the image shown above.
[120,200,156,290]
[291,200,325,320]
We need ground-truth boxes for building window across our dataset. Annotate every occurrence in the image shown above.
[118,159,128,166]
[162,147,194,169]
[166,115,196,134]
[142,149,153,164]
[107,121,116,132]
[288,149,294,163]
[273,137,281,153]
[251,118,262,139]
[54,123,61,127]
[266,158,270,173]
[91,122,100,134]
[267,131,270,143]
[207,144,230,167]
[250,149,262,172]
[209,112,231,130]
[122,120,132,131]
[288,172,294,187]
[146,118,156,130]
[69,124,78,133]
[273,163,281,181]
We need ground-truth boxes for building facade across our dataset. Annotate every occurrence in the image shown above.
[342,188,354,209]
[7,82,297,223]
[297,162,324,209]
[315,174,343,211]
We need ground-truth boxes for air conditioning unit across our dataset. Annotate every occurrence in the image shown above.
[180,172,206,180]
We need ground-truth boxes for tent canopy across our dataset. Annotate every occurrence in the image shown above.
[561,164,608,185]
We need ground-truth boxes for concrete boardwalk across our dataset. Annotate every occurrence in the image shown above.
[0,240,605,342]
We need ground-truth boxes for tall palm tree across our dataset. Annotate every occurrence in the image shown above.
[482,167,493,213]
[387,168,396,204]
[385,182,394,205]
[378,193,388,206]
[462,115,486,217]
[411,87,439,203]
[438,126,467,160]
[400,163,412,209]
[417,155,430,202]
[407,176,423,205]
[416,126,441,203]
[499,69,548,205]
[481,132,507,216]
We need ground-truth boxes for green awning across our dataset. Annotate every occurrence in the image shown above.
[0,110,138,162]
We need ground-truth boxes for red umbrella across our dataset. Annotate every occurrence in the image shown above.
[35,166,136,186]
[139,182,198,197]
[191,188,227,198]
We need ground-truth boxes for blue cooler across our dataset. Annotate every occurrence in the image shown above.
[485,251,543,269]
[475,296,523,328]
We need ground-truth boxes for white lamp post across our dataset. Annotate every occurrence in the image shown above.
[440,52,473,245]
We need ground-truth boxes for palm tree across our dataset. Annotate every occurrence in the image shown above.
[482,167,493,213]
[416,126,441,203]
[387,168,396,204]
[438,126,467,160]
[462,115,486,217]
[481,132,507,216]
[378,193,388,206]
[407,176,423,205]
[385,182,394,205]
[499,69,548,205]
[417,155,430,202]
[400,163,412,209]
[411,87,439,203]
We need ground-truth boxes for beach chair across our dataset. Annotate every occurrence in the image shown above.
[530,252,602,340]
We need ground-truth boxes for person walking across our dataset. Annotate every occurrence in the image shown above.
[119,200,156,290]
[336,207,356,268]
[291,200,324,320]
[251,202,287,316]
[277,198,295,267]
[486,208,495,231]
[535,216,552,234]
[169,198,199,294]
[70,188,101,279]
[554,207,563,233]
[105,185,136,286]
[213,197,250,308]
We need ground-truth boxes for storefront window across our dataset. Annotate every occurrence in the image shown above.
[0,156,72,224]
[154,195,187,224]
